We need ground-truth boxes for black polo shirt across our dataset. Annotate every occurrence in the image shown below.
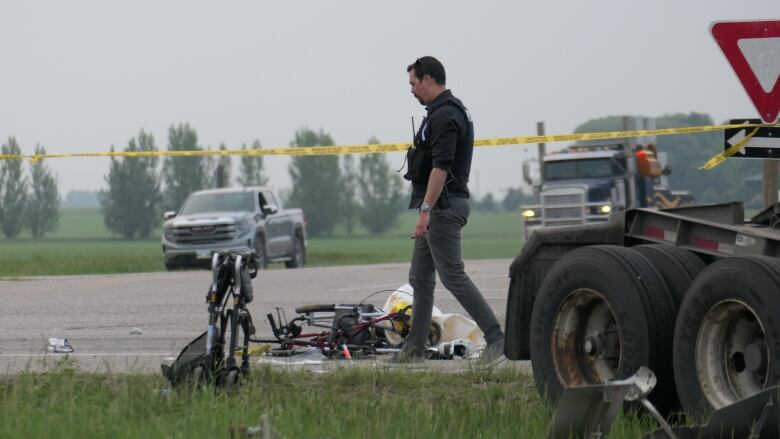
[409,89,474,209]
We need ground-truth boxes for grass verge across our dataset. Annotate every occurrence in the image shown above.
[0,358,660,438]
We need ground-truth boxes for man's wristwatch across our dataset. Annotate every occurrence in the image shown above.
[420,201,432,213]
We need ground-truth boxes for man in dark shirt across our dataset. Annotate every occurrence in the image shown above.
[390,56,505,366]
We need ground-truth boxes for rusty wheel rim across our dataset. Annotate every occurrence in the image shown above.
[552,289,622,387]
[696,300,768,409]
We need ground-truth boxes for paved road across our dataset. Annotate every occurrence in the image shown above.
[0,259,514,373]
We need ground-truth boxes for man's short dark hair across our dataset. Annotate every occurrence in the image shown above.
[407,56,446,85]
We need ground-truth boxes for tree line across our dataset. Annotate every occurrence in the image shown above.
[4,112,743,240]
[99,124,405,239]
[0,124,406,240]
[0,138,60,239]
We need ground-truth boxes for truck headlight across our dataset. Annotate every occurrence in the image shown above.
[163,225,174,240]
[522,209,536,218]
[599,205,611,214]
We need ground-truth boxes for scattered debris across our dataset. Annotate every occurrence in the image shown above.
[47,337,74,353]
[383,286,486,349]
[129,327,143,335]
[436,339,478,359]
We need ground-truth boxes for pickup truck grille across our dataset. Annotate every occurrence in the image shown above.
[170,224,237,244]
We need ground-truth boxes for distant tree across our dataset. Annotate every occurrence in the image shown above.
[0,137,27,238]
[162,123,208,211]
[214,143,232,188]
[286,128,343,237]
[656,113,758,204]
[502,188,532,212]
[202,146,216,189]
[100,130,162,239]
[341,153,359,235]
[475,192,498,212]
[358,137,404,234]
[238,139,269,186]
[25,144,60,238]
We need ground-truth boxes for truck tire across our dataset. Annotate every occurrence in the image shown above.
[673,256,780,417]
[633,244,706,307]
[285,235,305,269]
[530,245,678,413]
[254,235,268,269]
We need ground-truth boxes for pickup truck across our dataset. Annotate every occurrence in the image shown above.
[161,187,306,270]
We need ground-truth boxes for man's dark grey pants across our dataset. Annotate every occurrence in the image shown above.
[406,196,504,350]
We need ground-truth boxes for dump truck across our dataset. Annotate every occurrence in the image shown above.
[505,199,780,416]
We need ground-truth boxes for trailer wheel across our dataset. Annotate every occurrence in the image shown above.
[633,244,706,307]
[673,256,780,417]
[530,245,678,413]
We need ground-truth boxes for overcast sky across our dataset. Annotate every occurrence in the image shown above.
[1,1,776,200]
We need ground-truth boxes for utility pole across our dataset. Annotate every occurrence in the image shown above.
[537,121,546,181]
[763,160,779,207]
[536,122,547,181]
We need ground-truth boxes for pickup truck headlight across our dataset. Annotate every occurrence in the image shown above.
[235,218,252,235]
[163,225,174,240]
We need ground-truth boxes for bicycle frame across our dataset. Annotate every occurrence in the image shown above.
[205,251,256,381]
[252,305,409,356]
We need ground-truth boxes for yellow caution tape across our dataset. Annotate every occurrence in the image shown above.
[0,122,775,163]
[699,126,760,170]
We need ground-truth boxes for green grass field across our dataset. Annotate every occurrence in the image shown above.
[0,209,524,276]
[0,360,661,438]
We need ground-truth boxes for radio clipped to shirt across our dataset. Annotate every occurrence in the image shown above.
[403,116,432,182]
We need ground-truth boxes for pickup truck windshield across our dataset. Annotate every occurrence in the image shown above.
[544,158,623,181]
[180,192,254,215]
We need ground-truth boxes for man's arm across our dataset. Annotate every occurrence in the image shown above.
[414,167,447,238]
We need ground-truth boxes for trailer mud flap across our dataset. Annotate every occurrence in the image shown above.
[642,386,780,439]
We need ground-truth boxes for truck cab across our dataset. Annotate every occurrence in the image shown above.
[521,140,692,238]
[521,142,635,238]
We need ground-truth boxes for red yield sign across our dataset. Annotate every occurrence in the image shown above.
[711,19,780,123]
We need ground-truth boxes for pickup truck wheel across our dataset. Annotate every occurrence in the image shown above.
[164,259,179,271]
[530,245,678,414]
[285,235,305,269]
[254,236,268,269]
[673,256,780,417]
[633,244,705,307]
